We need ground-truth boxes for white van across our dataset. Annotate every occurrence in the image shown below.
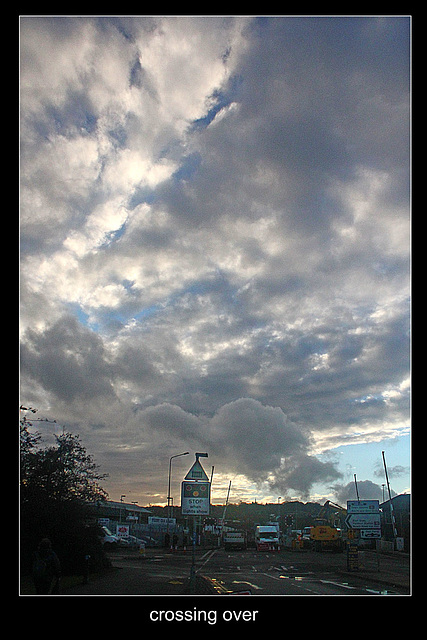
[255,525,280,551]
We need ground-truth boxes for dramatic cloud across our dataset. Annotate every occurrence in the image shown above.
[20,16,410,503]
[331,479,395,505]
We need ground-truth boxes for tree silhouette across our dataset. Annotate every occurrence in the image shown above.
[20,409,109,575]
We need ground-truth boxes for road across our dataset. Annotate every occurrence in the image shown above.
[194,547,409,595]
[66,546,410,596]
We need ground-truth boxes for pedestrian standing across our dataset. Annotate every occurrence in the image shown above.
[32,538,61,595]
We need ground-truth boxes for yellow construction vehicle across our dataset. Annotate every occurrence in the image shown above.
[310,500,347,552]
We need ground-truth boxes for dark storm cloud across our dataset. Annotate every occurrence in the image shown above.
[21,316,114,401]
[331,479,393,504]
[270,453,343,498]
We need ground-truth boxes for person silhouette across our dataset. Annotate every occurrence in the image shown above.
[32,538,61,594]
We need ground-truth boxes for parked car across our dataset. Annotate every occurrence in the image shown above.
[99,526,121,549]
[119,534,146,549]
[135,534,160,548]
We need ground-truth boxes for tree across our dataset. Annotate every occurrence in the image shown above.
[20,411,110,575]
[21,431,108,505]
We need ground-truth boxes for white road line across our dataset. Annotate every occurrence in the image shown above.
[196,548,217,573]
[232,580,263,591]
[261,572,284,581]
[319,580,357,590]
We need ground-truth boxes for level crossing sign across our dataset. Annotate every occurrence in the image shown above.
[181,481,210,515]
[181,453,210,515]
[184,459,209,481]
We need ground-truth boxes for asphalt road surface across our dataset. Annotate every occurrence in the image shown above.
[66,546,410,596]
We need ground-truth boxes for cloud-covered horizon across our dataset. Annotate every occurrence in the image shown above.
[20,16,410,504]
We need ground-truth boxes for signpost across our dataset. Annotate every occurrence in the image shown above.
[360,529,382,539]
[182,453,210,592]
[347,543,359,571]
[346,499,381,571]
[347,500,379,513]
[184,459,209,482]
[181,481,211,515]
[345,513,381,529]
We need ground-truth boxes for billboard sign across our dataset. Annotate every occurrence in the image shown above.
[116,524,130,538]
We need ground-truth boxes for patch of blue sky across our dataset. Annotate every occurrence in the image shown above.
[67,302,100,332]
[92,303,164,334]
[318,434,410,497]
[127,186,157,210]
[133,304,163,321]
[106,301,165,329]
[189,75,243,132]
[69,303,90,325]
[98,221,128,248]
[42,98,98,138]
[172,152,201,182]
[107,122,128,148]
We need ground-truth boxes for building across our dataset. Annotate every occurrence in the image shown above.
[95,500,151,525]
[380,493,411,551]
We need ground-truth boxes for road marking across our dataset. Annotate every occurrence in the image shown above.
[262,572,283,581]
[196,549,217,573]
[319,580,357,590]
[232,580,263,591]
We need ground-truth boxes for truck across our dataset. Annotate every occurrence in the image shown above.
[223,530,247,551]
[255,524,280,551]
[99,525,121,549]
[310,500,347,552]
[310,524,343,552]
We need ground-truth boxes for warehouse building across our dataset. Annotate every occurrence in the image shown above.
[96,500,151,525]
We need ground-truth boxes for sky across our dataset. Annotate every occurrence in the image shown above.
[20,15,411,507]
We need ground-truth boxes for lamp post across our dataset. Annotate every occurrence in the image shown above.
[120,494,126,523]
[167,452,189,534]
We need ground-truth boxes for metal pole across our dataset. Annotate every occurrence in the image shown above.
[190,515,196,592]
[221,481,231,525]
[382,451,398,542]
[167,457,172,532]
[382,451,393,502]
[354,474,360,501]
[167,452,189,536]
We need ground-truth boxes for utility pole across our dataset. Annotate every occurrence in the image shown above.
[167,451,189,536]
[219,481,232,543]
[354,474,360,501]
[382,451,398,544]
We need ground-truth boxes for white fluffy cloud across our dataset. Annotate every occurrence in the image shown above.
[20,17,410,503]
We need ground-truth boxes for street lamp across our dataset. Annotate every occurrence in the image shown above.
[167,452,189,533]
[119,495,126,523]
